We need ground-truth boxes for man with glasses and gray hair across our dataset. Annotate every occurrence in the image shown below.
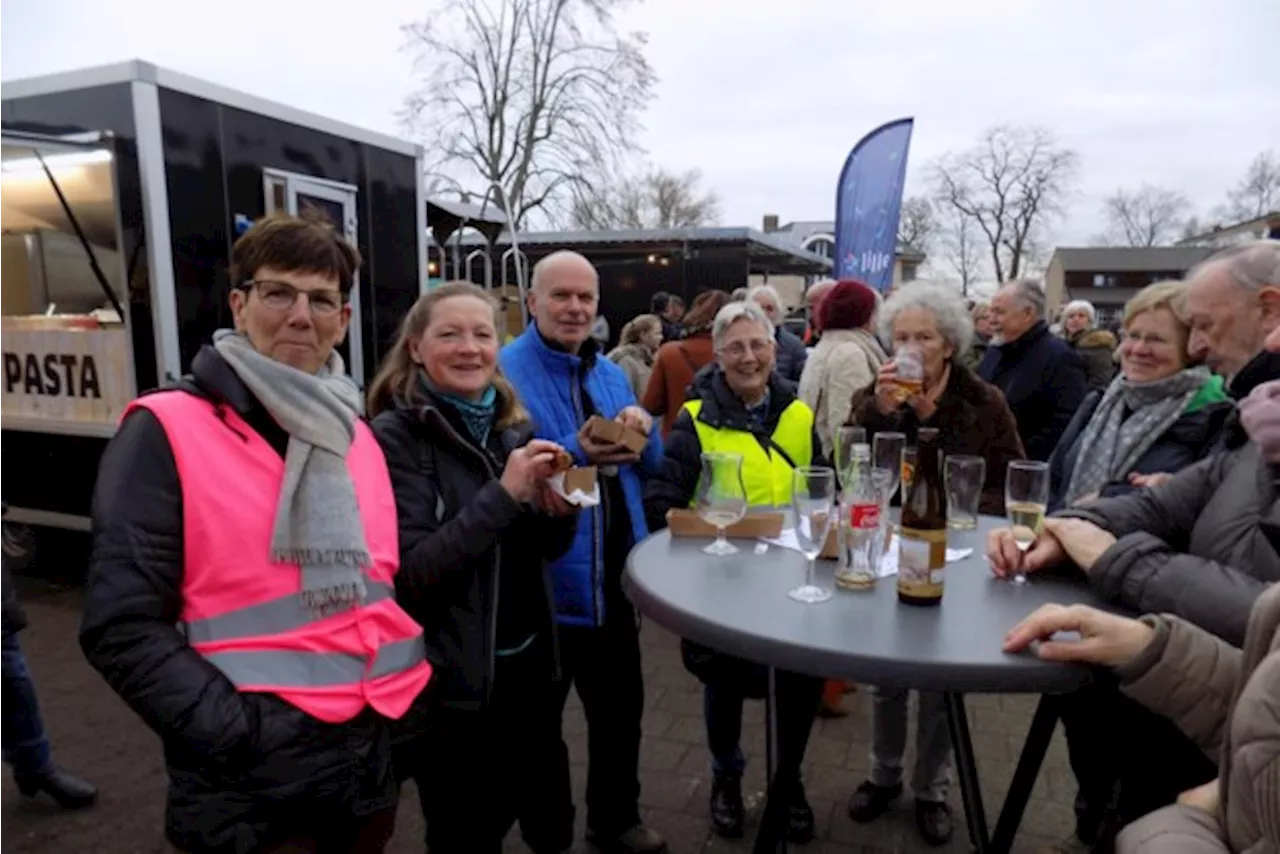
[979,278,1088,461]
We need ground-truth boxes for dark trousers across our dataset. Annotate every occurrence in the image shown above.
[247,809,397,854]
[704,671,822,786]
[1061,678,1217,845]
[551,599,646,836]
[414,641,573,854]
[1,629,53,776]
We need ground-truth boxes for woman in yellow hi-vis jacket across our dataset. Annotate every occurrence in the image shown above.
[643,300,827,844]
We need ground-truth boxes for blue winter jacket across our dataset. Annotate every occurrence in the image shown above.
[499,327,664,627]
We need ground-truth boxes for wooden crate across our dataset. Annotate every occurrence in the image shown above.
[1,321,135,427]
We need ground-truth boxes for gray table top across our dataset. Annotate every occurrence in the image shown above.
[625,514,1118,694]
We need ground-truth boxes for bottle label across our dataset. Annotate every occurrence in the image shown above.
[849,502,880,529]
[897,527,946,598]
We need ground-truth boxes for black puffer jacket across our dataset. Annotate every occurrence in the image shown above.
[81,347,399,854]
[370,391,573,713]
[0,550,24,645]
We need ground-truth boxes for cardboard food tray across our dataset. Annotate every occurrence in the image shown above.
[561,466,598,496]
[666,508,785,539]
[585,415,649,454]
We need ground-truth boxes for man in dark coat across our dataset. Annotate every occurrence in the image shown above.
[979,279,1088,461]
[2,512,97,809]
[748,285,808,383]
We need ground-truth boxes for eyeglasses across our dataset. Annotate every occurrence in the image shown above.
[718,339,773,359]
[239,280,345,316]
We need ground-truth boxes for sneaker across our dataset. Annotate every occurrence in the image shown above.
[585,823,668,853]
[847,780,902,823]
[915,799,953,846]
[710,776,745,838]
[787,784,816,844]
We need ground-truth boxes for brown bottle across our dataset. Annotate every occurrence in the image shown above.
[897,427,946,606]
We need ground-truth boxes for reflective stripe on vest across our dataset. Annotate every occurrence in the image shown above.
[203,634,427,688]
[128,392,432,724]
[684,397,814,507]
[181,581,396,644]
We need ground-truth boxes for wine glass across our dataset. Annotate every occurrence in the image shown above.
[1005,460,1050,584]
[789,466,837,603]
[872,431,905,500]
[696,452,748,556]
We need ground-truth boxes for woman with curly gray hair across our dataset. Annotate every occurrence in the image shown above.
[844,281,1025,847]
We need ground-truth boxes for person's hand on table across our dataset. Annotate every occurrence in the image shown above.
[1041,517,1117,574]
[986,525,1067,578]
[616,405,653,435]
[1176,778,1221,816]
[1002,603,1155,666]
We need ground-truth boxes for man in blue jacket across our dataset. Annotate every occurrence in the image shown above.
[500,250,666,854]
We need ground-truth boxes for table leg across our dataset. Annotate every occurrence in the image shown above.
[944,692,991,853]
[752,667,788,854]
[990,694,1062,852]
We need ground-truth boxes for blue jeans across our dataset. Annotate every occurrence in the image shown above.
[2,630,53,776]
[703,671,823,785]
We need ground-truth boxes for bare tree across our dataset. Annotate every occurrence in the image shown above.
[930,125,1079,282]
[896,195,935,254]
[1100,183,1191,247]
[400,0,656,227]
[936,206,984,296]
[570,166,720,229]
[1223,149,1280,221]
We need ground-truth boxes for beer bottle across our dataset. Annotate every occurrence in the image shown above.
[897,427,946,606]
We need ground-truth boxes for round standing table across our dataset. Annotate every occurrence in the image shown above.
[625,514,1117,854]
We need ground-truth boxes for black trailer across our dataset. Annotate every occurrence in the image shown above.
[1,59,426,541]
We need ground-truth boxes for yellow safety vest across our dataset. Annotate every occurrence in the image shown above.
[684,397,815,508]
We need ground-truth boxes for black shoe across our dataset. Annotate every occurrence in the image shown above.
[847,780,902,822]
[14,767,98,809]
[787,784,816,845]
[585,823,667,853]
[915,799,953,846]
[710,776,745,838]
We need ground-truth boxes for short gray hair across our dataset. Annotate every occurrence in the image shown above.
[878,281,974,357]
[712,300,774,349]
[1189,239,1280,292]
[747,284,782,309]
[1003,278,1047,318]
[1063,299,1096,324]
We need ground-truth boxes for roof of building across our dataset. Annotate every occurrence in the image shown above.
[1050,246,1217,272]
[1176,211,1280,245]
[769,219,925,260]
[446,226,834,274]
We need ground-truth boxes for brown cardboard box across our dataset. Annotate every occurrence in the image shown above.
[585,415,649,454]
[665,508,785,539]
[561,466,599,496]
[820,525,839,559]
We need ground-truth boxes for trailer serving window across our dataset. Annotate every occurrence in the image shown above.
[1,131,134,437]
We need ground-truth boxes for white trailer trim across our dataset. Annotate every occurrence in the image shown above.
[131,80,182,385]
[3,60,422,159]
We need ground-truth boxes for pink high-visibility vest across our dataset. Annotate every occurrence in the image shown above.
[128,391,431,724]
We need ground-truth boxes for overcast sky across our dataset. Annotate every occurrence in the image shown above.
[3,0,1277,248]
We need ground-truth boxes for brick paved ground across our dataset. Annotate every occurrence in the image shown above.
[2,575,1074,854]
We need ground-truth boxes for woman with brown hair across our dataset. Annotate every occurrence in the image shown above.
[642,289,733,435]
[608,313,663,400]
[368,282,579,854]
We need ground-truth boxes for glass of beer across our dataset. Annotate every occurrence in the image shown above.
[1005,460,1050,584]
[889,345,925,405]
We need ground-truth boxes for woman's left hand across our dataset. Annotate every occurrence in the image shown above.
[1176,778,1220,816]
[906,394,937,421]
[532,482,578,516]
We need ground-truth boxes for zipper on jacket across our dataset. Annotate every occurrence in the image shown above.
[424,408,503,703]
[570,371,605,626]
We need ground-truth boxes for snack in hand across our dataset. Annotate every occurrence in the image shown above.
[551,447,574,472]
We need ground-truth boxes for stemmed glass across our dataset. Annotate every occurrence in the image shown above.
[1005,460,1050,584]
[789,466,837,603]
[696,452,748,556]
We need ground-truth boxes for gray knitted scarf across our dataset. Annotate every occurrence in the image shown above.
[1064,366,1210,506]
[213,330,370,614]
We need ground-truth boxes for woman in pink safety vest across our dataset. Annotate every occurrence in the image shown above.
[81,212,431,854]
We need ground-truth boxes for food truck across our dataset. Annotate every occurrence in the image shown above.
[1,60,427,544]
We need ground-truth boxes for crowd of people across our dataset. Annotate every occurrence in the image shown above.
[2,208,1277,854]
